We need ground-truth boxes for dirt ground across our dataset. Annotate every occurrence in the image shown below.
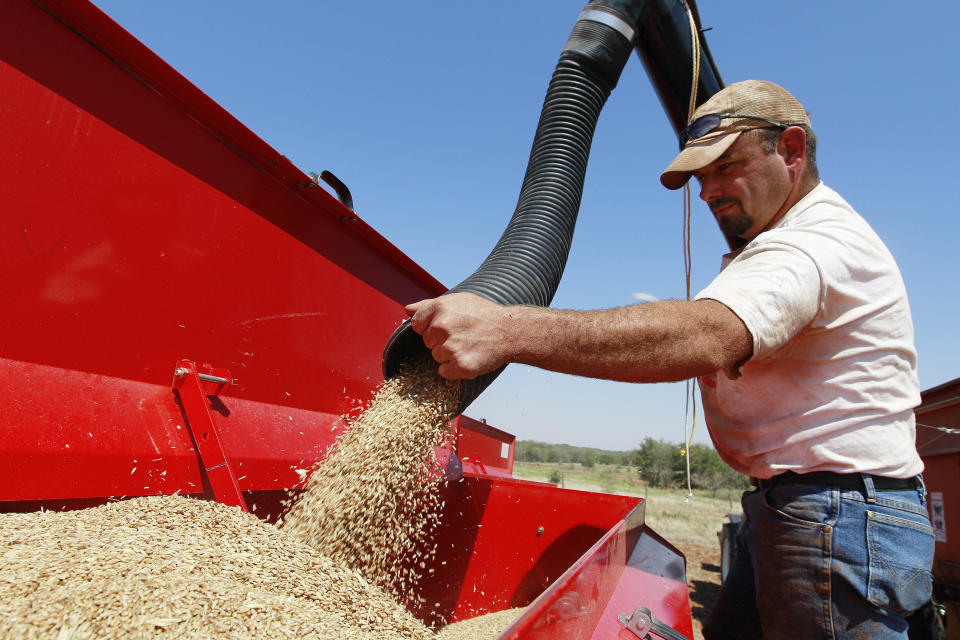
[678,541,723,640]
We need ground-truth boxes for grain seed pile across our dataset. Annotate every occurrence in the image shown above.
[0,495,433,640]
[281,355,461,602]
[436,607,526,640]
[0,356,524,639]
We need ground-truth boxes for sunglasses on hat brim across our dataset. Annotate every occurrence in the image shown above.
[678,112,797,151]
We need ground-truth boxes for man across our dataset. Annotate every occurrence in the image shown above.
[406,80,933,639]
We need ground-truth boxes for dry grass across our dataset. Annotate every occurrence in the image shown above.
[640,488,736,547]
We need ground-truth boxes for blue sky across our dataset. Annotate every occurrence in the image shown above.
[90,1,959,450]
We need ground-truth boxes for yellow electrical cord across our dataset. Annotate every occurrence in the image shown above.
[680,2,701,497]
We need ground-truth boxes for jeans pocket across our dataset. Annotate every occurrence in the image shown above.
[866,510,934,615]
[760,485,830,528]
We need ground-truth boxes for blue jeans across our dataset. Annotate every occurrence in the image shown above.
[703,477,934,639]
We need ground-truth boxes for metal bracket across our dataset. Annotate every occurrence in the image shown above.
[172,359,247,511]
[619,606,690,640]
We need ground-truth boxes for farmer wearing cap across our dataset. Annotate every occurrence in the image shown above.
[406,80,933,638]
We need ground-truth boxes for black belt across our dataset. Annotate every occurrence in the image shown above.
[751,471,920,491]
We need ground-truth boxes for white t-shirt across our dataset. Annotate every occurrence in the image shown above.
[695,183,923,479]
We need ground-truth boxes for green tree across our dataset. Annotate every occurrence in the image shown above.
[634,437,680,487]
[671,442,751,493]
[525,443,544,462]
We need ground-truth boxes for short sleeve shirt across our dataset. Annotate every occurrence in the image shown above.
[694,183,922,479]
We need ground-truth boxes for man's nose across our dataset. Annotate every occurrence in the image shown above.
[698,176,717,202]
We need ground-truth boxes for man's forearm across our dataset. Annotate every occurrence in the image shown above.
[406,292,751,381]
[505,299,751,382]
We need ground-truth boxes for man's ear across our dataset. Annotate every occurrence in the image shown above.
[778,126,807,176]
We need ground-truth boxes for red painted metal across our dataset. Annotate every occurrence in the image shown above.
[0,0,445,433]
[419,478,639,624]
[914,378,960,630]
[491,495,693,640]
[0,356,346,504]
[171,360,246,510]
[453,415,516,478]
[411,475,691,640]
[0,2,692,636]
[915,377,960,566]
[0,0,438,503]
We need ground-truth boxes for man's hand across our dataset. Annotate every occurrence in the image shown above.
[405,292,513,380]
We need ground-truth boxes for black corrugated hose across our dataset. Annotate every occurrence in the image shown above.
[383,2,643,414]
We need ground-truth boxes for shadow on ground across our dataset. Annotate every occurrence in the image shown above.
[687,556,723,639]
[672,541,723,640]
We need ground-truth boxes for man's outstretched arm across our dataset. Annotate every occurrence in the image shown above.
[405,292,752,382]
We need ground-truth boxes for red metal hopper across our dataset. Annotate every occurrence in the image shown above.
[0,2,692,637]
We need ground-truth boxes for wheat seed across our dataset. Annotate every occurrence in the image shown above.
[437,607,526,640]
[0,495,433,640]
[0,356,523,638]
[282,355,460,605]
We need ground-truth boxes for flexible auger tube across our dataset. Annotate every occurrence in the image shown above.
[633,0,723,137]
[383,2,640,414]
[633,0,738,248]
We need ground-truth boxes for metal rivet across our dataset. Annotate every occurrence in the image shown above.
[822,524,832,533]
[536,526,544,536]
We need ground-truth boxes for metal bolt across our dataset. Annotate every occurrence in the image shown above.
[198,373,230,385]
[174,368,230,385]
